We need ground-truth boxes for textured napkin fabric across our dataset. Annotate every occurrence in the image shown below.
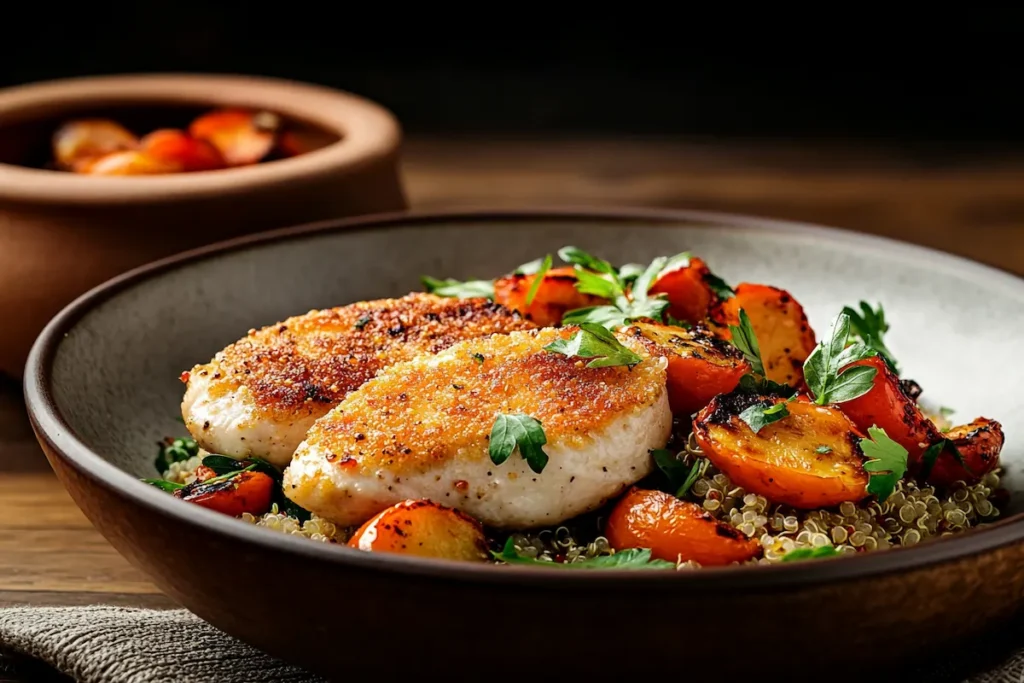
[1,605,1024,683]
[0,606,324,683]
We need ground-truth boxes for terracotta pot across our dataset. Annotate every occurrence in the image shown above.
[0,73,406,377]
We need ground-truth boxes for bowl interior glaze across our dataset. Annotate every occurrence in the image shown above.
[45,212,1024,517]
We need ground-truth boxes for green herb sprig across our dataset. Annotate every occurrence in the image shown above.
[803,312,878,405]
[524,254,553,306]
[493,538,675,570]
[421,276,495,300]
[543,323,642,368]
[842,301,899,373]
[727,309,797,431]
[781,545,840,562]
[860,426,909,502]
[489,414,550,474]
[651,449,710,497]
[154,436,200,473]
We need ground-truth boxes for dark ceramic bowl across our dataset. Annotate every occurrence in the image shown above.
[24,210,1024,680]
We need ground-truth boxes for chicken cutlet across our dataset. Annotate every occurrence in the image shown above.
[283,327,672,528]
[181,293,535,467]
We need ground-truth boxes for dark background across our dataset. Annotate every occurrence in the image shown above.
[3,11,1023,144]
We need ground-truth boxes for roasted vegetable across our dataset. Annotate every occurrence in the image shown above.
[693,392,869,508]
[189,108,278,166]
[494,266,604,327]
[139,129,225,172]
[82,150,179,176]
[175,470,274,517]
[838,356,940,465]
[924,418,1004,488]
[713,284,816,387]
[646,256,717,325]
[52,119,138,171]
[348,500,489,561]
[622,322,749,416]
[605,488,761,565]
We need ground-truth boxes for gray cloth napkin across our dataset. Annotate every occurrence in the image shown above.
[1,605,1023,682]
[0,607,325,683]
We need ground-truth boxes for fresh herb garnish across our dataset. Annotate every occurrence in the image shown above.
[202,454,278,480]
[556,247,675,329]
[155,435,200,473]
[781,545,840,562]
[142,478,185,492]
[728,310,765,376]
[493,538,675,570]
[703,272,735,300]
[472,352,486,364]
[803,312,878,405]
[201,463,257,486]
[678,458,710,497]
[918,438,971,481]
[815,445,833,454]
[617,263,646,284]
[421,275,495,300]
[842,301,898,373]
[739,400,790,434]
[524,254,552,306]
[354,316,371,330]
[665,315,691,329]
[489,414,550,474]
[543,323,642,368]
[651,448,688,491]
[860,426,909,502]
[514,256,547,275]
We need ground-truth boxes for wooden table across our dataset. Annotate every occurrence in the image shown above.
[3,135,1024,618]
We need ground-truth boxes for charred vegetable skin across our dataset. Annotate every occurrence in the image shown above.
[713,284,816,387]
[494,267,605,327]
[605,488,761,565]
[348,500,489,561]
[624,322,749,416]
[926,418,1004,488]
[693,391,870,509]
[175,469,274,517]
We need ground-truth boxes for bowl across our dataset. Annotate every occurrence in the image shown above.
[24,209,1024,680]
[0,73,406,377]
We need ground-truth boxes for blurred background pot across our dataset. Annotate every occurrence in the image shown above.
[0,73,406,377]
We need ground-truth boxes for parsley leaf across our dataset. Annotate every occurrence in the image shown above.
[202,454,278,480]
[632,256,668,301]
[544,323,642,368]
[803,313,878,405]
[514,257,547,275]
[739,400,790,434]
[489,414,549,474]
[561,305,631,329]
[524,254,553,306]
[154,435,200,473]
[472,352,486,363]
[703,272,735,300]
[142,478,185,492]
[617,263,646,284]
[728,309,765,376]
[736,373,797,398]
[573,267,624,299]
[493,538,674,570]
[677,457,710,497]
[781,545,840,562]
[651,449,688,491]
[816,445,833,454]
[421,275,495,300]
[861,426,909,502]
[918,438,971,481]
[557,246,617,276]
[843,301,899,373]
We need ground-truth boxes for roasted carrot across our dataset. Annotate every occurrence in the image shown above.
[176,470,274,517]
[81,150,180,176]
[52,119,138,171]
[605,488,761,565]
[693,392,869,509]
[348,500,489,561]
[622,322,749,416]
[838,356,941,466]
[493,267,604,327]
[647,256,717,326]
[713,284,816,387]
[925,418,1004,488]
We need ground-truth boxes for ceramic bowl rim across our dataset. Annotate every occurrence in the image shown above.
[0,73,401,205]
[23,207,1024,592]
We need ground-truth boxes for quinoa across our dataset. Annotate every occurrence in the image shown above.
[241,505,350,544]
[679,431,1002,567]
[161,451,206,484]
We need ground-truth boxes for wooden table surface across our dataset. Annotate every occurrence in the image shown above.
[3,135,1024,611]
